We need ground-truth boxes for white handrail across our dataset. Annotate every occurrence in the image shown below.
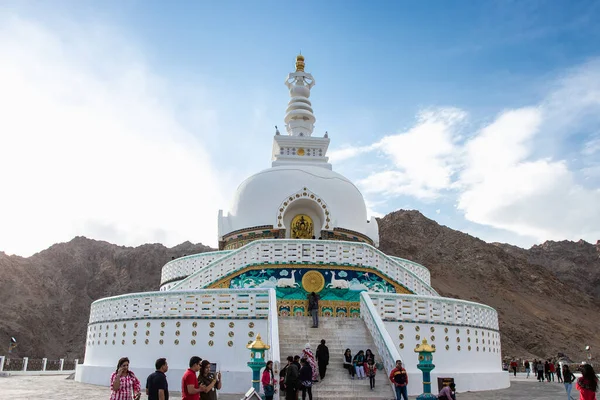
[160,250,233,286]
[265,288,280,400]
[169,239,438,297]
[360,292,402,393]
[368,293,499,331]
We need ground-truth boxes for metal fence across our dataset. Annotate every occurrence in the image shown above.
[0,358,79,372]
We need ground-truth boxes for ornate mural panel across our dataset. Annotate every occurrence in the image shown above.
[209,264,410,316]
[291,214,314,239]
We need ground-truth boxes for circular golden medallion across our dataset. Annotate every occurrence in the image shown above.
[302,270,325,293]
[297,148,305,156]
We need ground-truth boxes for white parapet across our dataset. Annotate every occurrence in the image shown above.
[170,239,435,296]
[367,293,509,394]
[77,288,278,394]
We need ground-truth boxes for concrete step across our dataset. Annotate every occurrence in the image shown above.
[277,316,395,400]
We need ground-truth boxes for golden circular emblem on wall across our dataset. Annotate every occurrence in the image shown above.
[297,148,305,156]
[302,270,325,293]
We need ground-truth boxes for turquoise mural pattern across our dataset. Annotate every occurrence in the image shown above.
[229,268,396,302]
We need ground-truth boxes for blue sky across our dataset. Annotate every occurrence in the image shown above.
[1,1,599,256]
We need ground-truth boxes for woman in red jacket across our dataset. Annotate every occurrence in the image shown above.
[576,364,598,400]
[261,361,276,400]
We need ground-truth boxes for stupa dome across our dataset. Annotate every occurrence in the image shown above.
[218,165,379,246]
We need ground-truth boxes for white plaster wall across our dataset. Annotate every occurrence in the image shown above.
[383,321,509,395]
[79,318,268,394]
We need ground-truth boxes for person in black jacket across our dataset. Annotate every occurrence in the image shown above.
[284,356,299,400]
[316,339,329,380]
[299,358,313,400]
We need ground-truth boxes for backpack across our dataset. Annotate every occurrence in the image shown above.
[393,370,407,385]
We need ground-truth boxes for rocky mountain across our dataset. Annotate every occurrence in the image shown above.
[0,237,212,359]
[378,210,600,362]
[493,239,600,301]
[1,211,598,362]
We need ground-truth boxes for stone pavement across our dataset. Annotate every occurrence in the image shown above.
[1,374,581,399]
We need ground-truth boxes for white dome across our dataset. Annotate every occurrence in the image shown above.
[219,165,379,245]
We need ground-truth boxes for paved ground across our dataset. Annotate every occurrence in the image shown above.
[0,374,580,399]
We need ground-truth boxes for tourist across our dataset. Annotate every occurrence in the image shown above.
[279,359,288,394]
[146,358,169,400]
[563,364,576,400]
[438,382,456,400]
[110,357,141,400]
[182,356,214,400]
[284,356,299,400]
[576,364,598,400]
[510,359,518,377]
[261,360,276,400]
[308,292,319,328]
[198,360,221,400]
[299,358,313,400]
[353,350,366,379]
[302,343,319,382]
[524,360,530,378]
[389,359,408,400]
[536,360,544,382]
[556,362,563,383]
[549,360,556,382]
[316,339,329,380]
[292,355,301,398]
[343,349,355,379]
[365,349,375,364]
[545,360,550,382]
[365,358,377,390]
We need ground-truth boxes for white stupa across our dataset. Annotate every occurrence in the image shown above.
[76,55,509,398]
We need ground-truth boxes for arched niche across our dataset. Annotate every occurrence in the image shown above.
[282,198,326,239]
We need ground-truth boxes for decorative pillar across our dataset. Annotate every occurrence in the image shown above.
[246,334,270,396]
[22,357,29,371]
[414,339,437,400]
[59,359,64,371]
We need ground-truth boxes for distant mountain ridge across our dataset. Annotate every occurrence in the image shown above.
[1,211,598,362]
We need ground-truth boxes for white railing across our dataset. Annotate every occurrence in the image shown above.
[360,292,402,392]
[388,256,430,286]
[160,251,232,286]
[265,288,281,400]
[170,239,438,296]
[89,289,271,324]
[369,293,499,331]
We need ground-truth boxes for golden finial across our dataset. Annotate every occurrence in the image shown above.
[295,54,305,72]
[414,339,436,353]
[246,334,270,350]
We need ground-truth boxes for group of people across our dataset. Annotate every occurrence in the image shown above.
[275,341,327,400]
[520,359,598,400]
[109,356,222,400]
[342,348,378,388]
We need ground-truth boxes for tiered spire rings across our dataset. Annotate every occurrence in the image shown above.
[284,54,316,137]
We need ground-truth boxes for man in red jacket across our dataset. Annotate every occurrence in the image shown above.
[389,360,408,400]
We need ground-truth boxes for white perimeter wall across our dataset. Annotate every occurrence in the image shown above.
[78,318,268,394]
[383,321,509,394]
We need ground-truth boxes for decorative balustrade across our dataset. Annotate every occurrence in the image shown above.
[360,292,402,386]
[265,288,280,400]
[89,289,273,324]
[170,239,438,297]
[388,256,430,285]
[160,251,232,287]
[368,293,499,331]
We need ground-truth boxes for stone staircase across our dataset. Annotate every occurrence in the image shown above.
[278,317,395,400]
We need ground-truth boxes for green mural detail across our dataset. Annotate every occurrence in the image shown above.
[229,268,396,302]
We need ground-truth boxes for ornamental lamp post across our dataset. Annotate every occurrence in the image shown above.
[414,339,438,400]
[247,334,270,395]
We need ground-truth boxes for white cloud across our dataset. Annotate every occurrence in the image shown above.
[355,108,466,200]
[0,14,226,256]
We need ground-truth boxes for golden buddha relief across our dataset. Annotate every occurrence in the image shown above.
[291,214,313,239]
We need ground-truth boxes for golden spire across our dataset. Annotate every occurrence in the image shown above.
[295,54,305,72]
[246,334,270,350]
[414,339,436,353]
